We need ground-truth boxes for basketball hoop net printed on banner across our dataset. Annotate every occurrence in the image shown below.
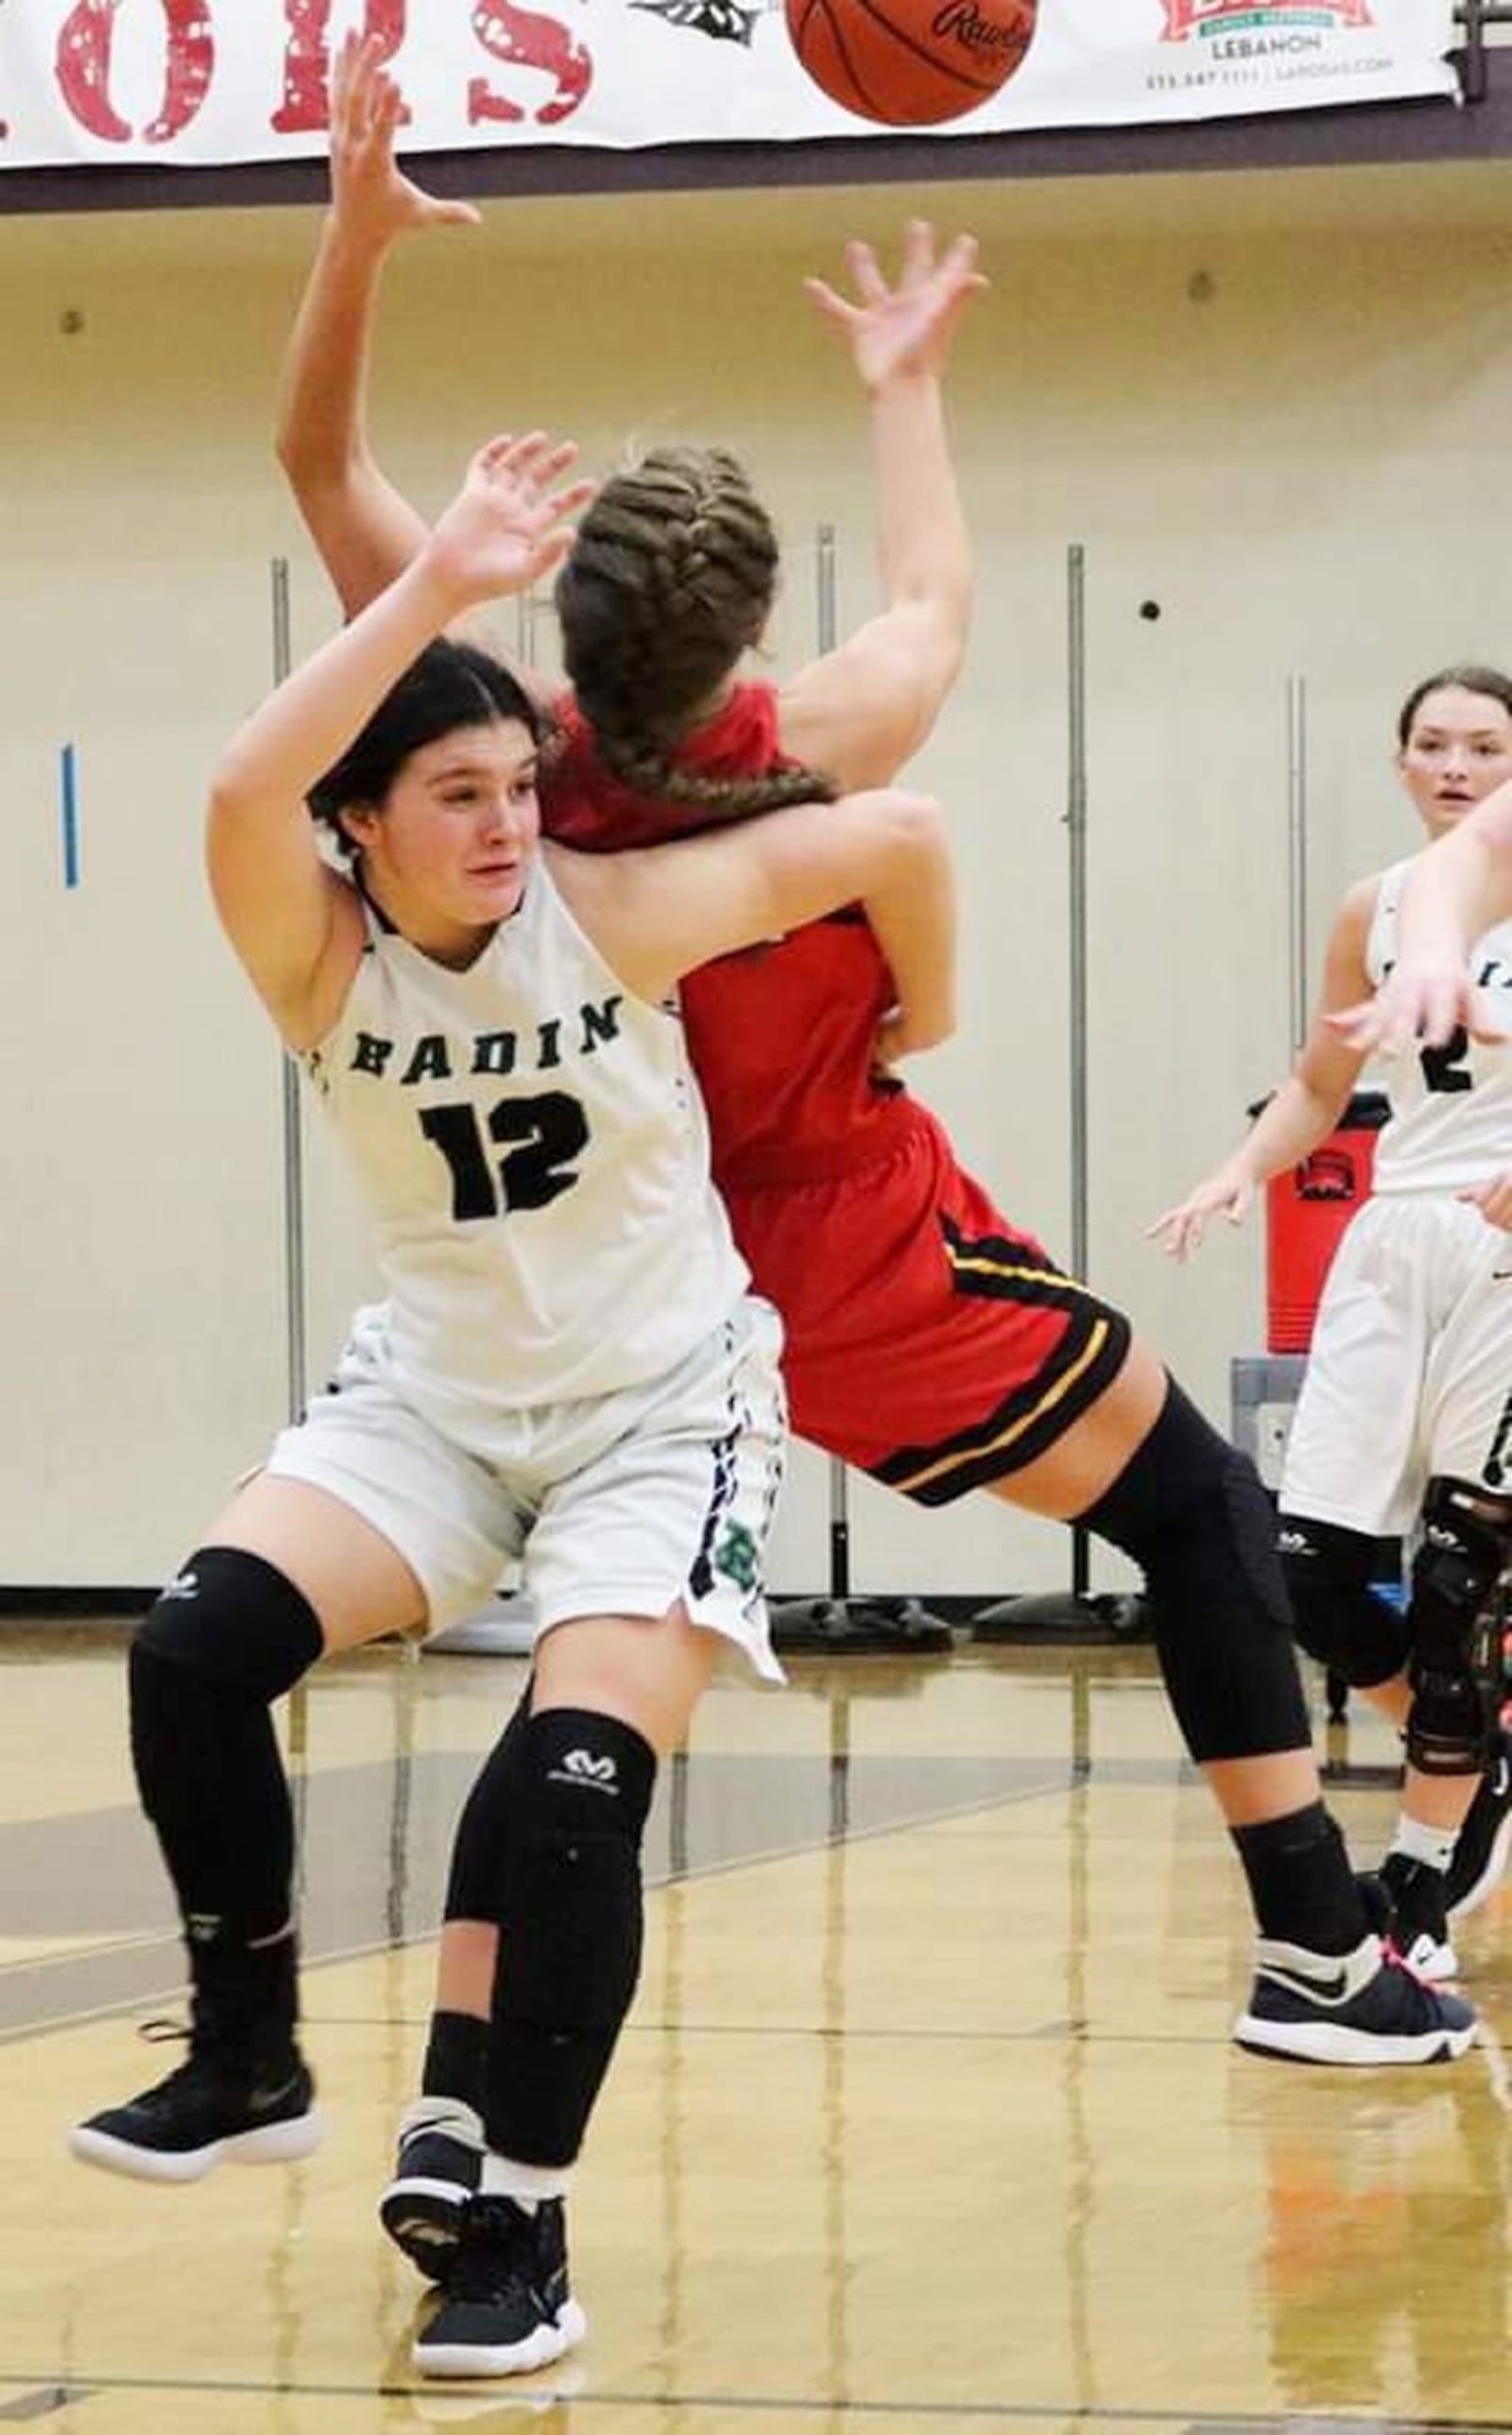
[0,0,1460,170]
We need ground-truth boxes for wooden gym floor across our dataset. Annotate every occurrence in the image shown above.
[2,1621,1509,2433]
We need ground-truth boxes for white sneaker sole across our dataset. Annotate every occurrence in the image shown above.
[67,2106,323,2184]
[1231,2012,1477,2066]
[414,2298,588,2380]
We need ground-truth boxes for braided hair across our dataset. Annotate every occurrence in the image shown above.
[555,445,837,820]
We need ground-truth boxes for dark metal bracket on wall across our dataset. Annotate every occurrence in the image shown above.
[1458,0,1512,105]
[0,5,1509,217]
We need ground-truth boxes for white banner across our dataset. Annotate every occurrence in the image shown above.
[0,0,1460,173]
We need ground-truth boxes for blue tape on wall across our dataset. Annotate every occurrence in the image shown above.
[60,745,79,889]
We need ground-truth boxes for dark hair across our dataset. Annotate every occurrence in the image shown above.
[1396,664,1512,750]
[308,639,548,850]
[554,444,836,821]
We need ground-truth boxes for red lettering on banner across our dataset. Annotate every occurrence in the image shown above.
[273,0,408,134]
[469,0,592,129]
[55,0,215,146]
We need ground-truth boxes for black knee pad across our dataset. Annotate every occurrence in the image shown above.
[1277,1513,1409,1689]
[138,1546,324,1701]
[1079,1376,1311,1763]
[482,1708,658,2169]
[130,1548,323,1944]
[1406,1477,1512,1775]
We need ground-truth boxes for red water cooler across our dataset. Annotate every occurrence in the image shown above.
[1263,1089,1391,1355]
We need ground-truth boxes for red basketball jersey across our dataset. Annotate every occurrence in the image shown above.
[541,685,1128,1494]
[544,684,913,1186]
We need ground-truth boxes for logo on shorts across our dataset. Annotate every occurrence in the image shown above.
[163,1570,199,1600]
[713,1521,760,1594]
[557,1749,619,1792]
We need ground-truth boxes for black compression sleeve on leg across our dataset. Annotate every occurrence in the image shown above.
[1079,1376,1312,1763]
[444,1681,535,1924]
[481,1707,657,2169]
[130,1547,323,1946]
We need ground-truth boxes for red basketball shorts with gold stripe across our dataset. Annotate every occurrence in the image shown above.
[721,1102,1132,1507]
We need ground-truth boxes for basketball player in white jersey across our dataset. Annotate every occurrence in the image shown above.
[1154,667,1512,1980]
[66,430,954,2381]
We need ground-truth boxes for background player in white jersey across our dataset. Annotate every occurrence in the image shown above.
[1153,667,1512,1978]
[66,429,953,2382]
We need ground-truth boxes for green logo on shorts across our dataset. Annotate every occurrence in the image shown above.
[714,1521,760,1593]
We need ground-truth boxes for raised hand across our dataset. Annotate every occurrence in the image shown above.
[804,220,987,394]
[329,31,481,250]
[424,433,596,608]
[1146,1166,1255,1261]
[1328,966,1487,1059]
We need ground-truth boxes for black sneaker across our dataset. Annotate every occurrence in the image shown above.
[1375,1852,1457,1982]
[69,2045,320,2183]
[412,2194,587,2380]
[1233,1932,1477,2065]
[380,2098,484,2279]
[1444,1730,1512,1922]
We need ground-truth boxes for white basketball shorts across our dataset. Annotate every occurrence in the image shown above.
[1280,1194,1512,1538]
[264,1294,788,1679]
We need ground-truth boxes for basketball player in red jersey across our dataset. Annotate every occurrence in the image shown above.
[276,42,1475,2307]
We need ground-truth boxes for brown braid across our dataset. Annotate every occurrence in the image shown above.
[554,445,837,820]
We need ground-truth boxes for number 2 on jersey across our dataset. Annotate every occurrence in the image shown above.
[1419,1026,1473,1095]
[421,1093,589,1219]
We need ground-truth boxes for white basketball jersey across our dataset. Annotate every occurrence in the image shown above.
[303,855,749,1434]
[1366,856,1512,1194]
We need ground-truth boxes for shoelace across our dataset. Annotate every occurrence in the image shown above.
[139,2017,192,2048]
[1378,1934,1443,2007]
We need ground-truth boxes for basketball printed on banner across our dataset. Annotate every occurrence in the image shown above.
[784,0,1039,127]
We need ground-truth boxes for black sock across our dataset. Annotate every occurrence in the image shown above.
[1231,1804,1370,1954]
[422,2009,490,2110]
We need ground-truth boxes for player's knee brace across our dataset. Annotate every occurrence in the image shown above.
[1079,1377,1311,1763]
[130,1546,323,1942]
[1276,1513,1409,1689]
[480,1707,657,2169]
[1405,1477,1512,1776]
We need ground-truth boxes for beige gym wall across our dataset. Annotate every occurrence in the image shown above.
[3,156,1511,1597]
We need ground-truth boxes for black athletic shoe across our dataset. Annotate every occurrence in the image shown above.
[1375,1852,1457,1982]
[380,2098,484,2279]
[69,2044,320,2183]
[1233,1932,1477,2065]
[412,2194,588,2379]
[1444,1730,1512,1922]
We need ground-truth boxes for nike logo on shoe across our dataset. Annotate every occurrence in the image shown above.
[1260,1962,1349,2003]
[248,2075,302,2116]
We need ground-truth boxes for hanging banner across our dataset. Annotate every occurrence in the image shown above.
[0,0,1460,173]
